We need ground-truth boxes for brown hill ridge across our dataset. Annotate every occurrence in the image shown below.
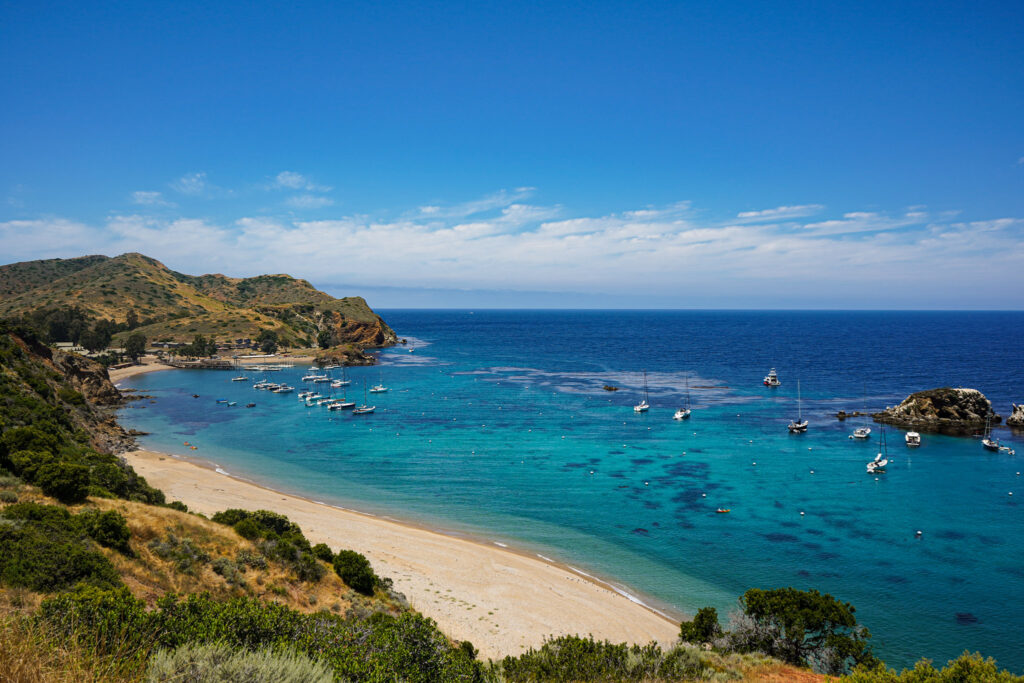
[0,253,397,351]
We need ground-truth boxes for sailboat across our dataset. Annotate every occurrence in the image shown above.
[634,370,650,412]
[982,415,1000,451]
[850,385,871,439]
[673,372,692,420]
[369,368,388,393]
[867,427,890,473]
[352,381,375,415]
[331,366,351,388]
[787,380,808,432]
[328,385,355,410]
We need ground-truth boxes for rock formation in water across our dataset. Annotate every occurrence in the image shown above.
[1008,404,1024,429]
[872,387,1001,436]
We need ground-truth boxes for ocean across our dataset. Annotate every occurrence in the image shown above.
[118,310,1024,672]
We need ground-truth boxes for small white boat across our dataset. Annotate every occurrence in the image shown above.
[634,370,650,412]
[905,431,921,447]
[787,380,808,433]
[867,428,890,473]
[272,385,294,394]
[763,368,780,387]
[369,384,388,393]
[329,400,356,411]
[331,379,351,388]
[353,381,375,414]
[673,373,692,420]
[982,416,1000,452]
[231,376,249,382]
[850,426,872,439]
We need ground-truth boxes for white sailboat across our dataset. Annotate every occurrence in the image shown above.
[369,368,388,393]
[850,386,871,439]
[634,370,650,412]
[673,372,691,420]
[788,380,808,432]
[982,415,1000,451]
[867,427,890,473]
[353,381,375,415]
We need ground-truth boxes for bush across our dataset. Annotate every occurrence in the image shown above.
[36,461,90,503]
[332,550,377,595]
[146,642,333,682]
[0,490,17,503]
[843,651,1024,682]
[78,508,132,554]
[311,543,334,563]
[732,587,875,675]
[679,606,721,644]
[0,521,120,591]
[165,500,189,512]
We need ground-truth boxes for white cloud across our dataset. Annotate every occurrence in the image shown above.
[131,191,174,207]
[172,172,208,195]
[286,194,334,209]
[736,204,825,222]
[271,171,331,192]
[2,192,1022,308]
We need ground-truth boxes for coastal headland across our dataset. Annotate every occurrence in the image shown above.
[124,448,681,660]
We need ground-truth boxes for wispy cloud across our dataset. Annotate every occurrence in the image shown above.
[2,192,1022,307]
[286,194,334,209]
[735,204,824,222]
[131,191,174,207]
[271,171,331,192]
[171,172,208,196]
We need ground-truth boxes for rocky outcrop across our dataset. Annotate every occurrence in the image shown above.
[317,310,397,349]
[1008,404,1024,429]
[872,387,1000,436]
[52,348,122,405]
[313,346,377,367]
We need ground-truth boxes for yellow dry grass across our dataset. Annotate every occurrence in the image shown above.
[0,616,143,683]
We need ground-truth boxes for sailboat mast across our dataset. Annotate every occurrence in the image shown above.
[797,380,802,420]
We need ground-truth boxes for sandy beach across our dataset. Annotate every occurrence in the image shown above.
[108,354,317,383]
[124,448,681,660]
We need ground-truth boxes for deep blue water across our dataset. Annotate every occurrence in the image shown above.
[119,310,1024,672]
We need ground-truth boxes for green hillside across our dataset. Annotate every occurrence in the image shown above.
[0,253,396,349]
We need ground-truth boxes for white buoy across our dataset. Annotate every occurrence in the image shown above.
[752,462,757,466]
[810,470,815,474]
[800,511,805,516]
[644,481,649,486]
[701,493,706,498]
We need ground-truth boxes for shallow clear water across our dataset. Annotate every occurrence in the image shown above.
[119,310,1024,672]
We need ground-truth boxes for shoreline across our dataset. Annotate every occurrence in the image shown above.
[123,447,681,659]
[108,353,318,383]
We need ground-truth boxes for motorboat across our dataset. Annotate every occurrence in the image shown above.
[850,426,872,439]
[905,431,921,447]
[231,375,249,382]
[763,368,780,386]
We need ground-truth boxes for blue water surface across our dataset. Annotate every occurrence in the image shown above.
[118,310,1024,672]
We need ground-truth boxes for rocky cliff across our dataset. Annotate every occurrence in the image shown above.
[872,387,1000,436]
[1008,404,1024,429]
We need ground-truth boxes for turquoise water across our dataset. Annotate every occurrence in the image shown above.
[119,310,1024,672]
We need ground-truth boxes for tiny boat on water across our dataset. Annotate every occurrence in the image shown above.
[763,368,780,387]
[715,508,731,514]
[788,380,808,433]
[850,426,871,439]
[634,370,650,412]
[905,431,921,447]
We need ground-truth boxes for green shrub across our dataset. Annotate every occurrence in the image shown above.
[38,585,153,657]
[332,550,377,595]
[0,490,17,503]
[233,517,261,540]
[311,542,334,563]
[146,642,333,682]
[236,550,267,570]
[78,508,132,554]
[7,449,57,483]
[36,461,90,503]
[0,521,121,591]
[679,606,721,643]
[149,534,211,574]
[165,500,189,512]
[842,651,1024,682]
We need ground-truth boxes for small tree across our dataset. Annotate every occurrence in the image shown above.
[125,332,147,362]
[125,308,139,330]
[679,606,721,643]
[316,330,333,349]
[257,330,278,354]
[735,587,875,674]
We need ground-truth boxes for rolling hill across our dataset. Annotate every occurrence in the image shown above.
[0,253,397,350]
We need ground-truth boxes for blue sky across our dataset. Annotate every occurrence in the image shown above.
[2,1,1022,308]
